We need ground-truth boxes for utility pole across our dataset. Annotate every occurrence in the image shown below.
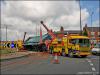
[79,0,82,35]
[3,24,13,41]
[5,25,7,41]
[91,11,94,43]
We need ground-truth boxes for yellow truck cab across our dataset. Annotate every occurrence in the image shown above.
[62,34,91,57]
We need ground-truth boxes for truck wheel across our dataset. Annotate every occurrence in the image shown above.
[49,49,51,54]
[62,51,66,57]
[68,51,73,58]
[50,49,53,54]
[92,51,97,55]
[41,44,47,52]
[51,50,53,54]
[81,55,87,58]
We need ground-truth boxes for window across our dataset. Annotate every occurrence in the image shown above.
[91,32,94,35]
[98,32,100,38]
[98,32,100,35]
[69,39,76,44]
[69,39,90,47]
[91,32,95,38]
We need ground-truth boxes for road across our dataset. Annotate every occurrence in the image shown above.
[1,52,99,75]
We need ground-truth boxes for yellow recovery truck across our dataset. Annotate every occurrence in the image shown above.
[62,34,91,57]
[50,34,91,57]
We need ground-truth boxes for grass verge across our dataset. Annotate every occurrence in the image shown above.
[0,49,16,54]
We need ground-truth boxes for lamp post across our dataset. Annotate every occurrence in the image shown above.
[79,0,82,35]
[2,24,8,41]
[91,11,94,43]
[3,24,13,41]
[5,25,7,41]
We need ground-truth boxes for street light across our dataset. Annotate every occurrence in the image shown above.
[3,24,10,41]
[5,25,7,41]
[91,11,94,43]
[79,0,82,35]
[1,24,8,41]
[2,24,14,41]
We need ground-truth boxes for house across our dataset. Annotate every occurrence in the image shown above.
[83,24,100,43]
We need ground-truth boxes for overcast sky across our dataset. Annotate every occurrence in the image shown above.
[1,0,99,41]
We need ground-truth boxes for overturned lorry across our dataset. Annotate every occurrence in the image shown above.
[23,34,52,52]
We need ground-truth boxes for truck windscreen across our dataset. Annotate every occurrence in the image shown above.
[77,39,90,47]
[70,39,90,47]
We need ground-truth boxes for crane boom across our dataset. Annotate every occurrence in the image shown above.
[23,32,27,43]
[40,26,42,44]
[40,21,49,31]
[40,21,56,40]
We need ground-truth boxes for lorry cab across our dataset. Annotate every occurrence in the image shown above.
[62,34,91,57]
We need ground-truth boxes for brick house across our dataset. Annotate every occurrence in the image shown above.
[83,24,100,44]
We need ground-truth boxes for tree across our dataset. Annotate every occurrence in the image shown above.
[83,28,88,36]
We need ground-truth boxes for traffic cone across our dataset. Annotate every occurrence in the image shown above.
[53,53,60,64]
[58,52,61,56]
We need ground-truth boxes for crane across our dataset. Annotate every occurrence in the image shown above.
[23,32,27,43]
[18,32,27,51]
[40,21,56,40]
[40,21,65,54]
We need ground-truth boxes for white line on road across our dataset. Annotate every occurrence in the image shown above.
[90,63,94,66]
[86,59,96,72]
[77,72,99,75]
[88,60,91,63]
[92,67,96,71]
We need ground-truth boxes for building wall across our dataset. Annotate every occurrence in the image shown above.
[87,31,100,43]
[83,25,100,44]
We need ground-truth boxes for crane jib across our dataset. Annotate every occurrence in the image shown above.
[40,21,56,39]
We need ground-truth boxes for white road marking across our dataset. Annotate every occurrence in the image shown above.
[77,72,99,75]
[88,60,91,63]
[91,58,99,60]
[90,63,94,66]
[86,59,96,72]
[92,67,96,71]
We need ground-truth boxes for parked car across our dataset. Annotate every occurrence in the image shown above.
[91,43,100,55]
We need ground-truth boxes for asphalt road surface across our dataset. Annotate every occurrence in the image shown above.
[1,52,99,75]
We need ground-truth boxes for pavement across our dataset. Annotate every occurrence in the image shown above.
[0,51,38,61]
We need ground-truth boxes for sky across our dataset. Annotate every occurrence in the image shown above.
[0,0,100,41]
[80,0,99,27]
